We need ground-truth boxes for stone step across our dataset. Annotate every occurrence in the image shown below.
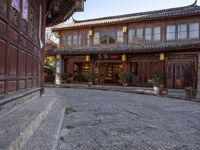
[0,92,56,150]
[22,97,66,150]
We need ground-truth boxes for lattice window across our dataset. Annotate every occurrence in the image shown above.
[22,0,28,21]
[0,0,7,14]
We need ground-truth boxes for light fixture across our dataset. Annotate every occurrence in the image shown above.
[86,54,90,62]
[160,53,165,61]
[55,32,60,38]
[122,54,126,62]
[123,26,128,33]
[75,0,84,12]
[88,30,93,36]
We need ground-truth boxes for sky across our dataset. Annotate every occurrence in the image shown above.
[68,0,199,22]
[47,0,199,42]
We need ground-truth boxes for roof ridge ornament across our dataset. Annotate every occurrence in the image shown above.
[72,17,77,23]
[191,0,197,6]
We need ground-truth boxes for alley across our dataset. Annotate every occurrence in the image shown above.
[54,88,200,150]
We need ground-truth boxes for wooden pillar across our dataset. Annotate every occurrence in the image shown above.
[39,0,46,95]
[55,54,62,85]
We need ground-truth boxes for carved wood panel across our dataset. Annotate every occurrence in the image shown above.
[18,50,26,76]
[0,0,7,14]
[166,55,197,89]
[8,45,17,76]
[0,0,41,96]
[0,39,6,76]
[26,54,33,76]
[28,3,34,39]
[8,81,17,92]
[0,81,4,94]
[19,80,26,89]
[0,20,6,37]
[11,7,19,27]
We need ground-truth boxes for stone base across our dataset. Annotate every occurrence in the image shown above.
[0,88,40,116]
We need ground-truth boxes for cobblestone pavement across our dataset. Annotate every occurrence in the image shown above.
[54,88,200,150]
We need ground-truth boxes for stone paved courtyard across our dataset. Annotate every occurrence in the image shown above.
[54,88,200,150]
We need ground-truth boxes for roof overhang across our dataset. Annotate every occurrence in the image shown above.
[46,0,86,27]
[46,41,200,56]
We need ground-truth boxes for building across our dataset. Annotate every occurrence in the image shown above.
[0,0,85,111]
[49,2,200,91]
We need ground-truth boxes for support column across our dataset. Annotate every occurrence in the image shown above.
[55,54,62,85]
[198,54,200,92]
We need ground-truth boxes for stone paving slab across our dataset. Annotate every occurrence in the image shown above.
[0,90,55,150]
[54,88,200,150]
[45,83,200,102]
[22,97,65,150]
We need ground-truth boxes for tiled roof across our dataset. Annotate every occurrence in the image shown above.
[46,0,86,27]
[53,3,200,30]
[46,41,200,56]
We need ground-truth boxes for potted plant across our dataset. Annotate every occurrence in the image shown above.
[185,86,197,100]
[119,72,130,86]
[148,74,161,95]
[83,72,95,86]
[61,73,68,84]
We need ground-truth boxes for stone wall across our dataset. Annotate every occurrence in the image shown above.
[0,88,40,116]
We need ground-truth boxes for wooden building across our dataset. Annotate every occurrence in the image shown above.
[0,0,85,108]
[50,2,200,91]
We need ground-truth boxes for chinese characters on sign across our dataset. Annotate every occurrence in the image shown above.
[12,0,20,11]
[97,54,121,60]
[22,0,28,21]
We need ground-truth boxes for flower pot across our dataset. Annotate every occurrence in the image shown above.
[88,81,93,87]
[185,90,197,100]
[123,83,128,86]
[153,86,160,95]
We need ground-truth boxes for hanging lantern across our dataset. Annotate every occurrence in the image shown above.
[88,30,93,37]
[55,32,60,38]
[56,54,61,59]
[123,26,128,33]
[75,0,84,12]
[160,53,165,61]
[86,55,90,62]
[122,54,126,62]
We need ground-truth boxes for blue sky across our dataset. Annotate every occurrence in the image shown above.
[69,0,199,22]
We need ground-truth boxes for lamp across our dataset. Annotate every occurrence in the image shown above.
[122,54,126,62]
[56,54,61,59]
[55,32,60,38]
[123,26,128,33]
[88,30,93,36]
[86,55,90,62]
[160,53,165,61]
[75,0,84,12]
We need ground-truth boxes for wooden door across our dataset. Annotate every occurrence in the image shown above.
[166,62,174,89]
[174,63,182,89]
[166,59,196,89]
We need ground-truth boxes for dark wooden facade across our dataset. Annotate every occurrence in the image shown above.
[0,0,43,98]
[50,3,200,89]
[0,0,85,102]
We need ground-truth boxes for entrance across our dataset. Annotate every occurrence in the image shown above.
[129,59,162,87]
[130,62,139,86]
[95,62,123,84]
[73,63,90,82]
[166,60,197,89]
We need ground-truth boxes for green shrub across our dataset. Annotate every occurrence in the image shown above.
[148,74,161,87]
[119,73,130,83]
[83,72,95,81]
